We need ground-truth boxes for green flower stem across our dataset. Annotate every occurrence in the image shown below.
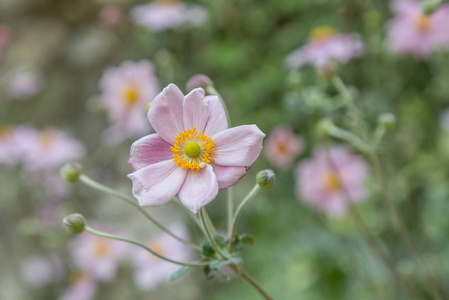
[84,226,207,268]
[323,147,420,299]
[79,174,202,252]
[227,186,234,242]
[173,197,205,234]
[205,85,235,247]
[326,123,371,153]
[330,76,442,299]
[229,264,274,300]
[368,151,442,300]
[331,75,367,139]
[228,184,261,251]
[199,208,229,259]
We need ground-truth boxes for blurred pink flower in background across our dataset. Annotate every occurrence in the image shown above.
[0,24,11,57]
[60,273,96,300]
[128,84,265,213]
[70,232,127,282]
[15,127,85,172]
[99,60,160,144]
[132,224,193,290]
[295,145,369,217]
[4,67,43,100]
[0,126,21,165]
[21,255,62,289]
[286,26,364,69]
[130,1,207,32]
[265,125,303,170]
[99,6,124,27]
[387,0,449,57]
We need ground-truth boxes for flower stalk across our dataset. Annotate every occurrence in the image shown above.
[79,174,202,252]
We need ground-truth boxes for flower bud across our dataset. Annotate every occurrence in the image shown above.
[63,213,85,235]
[186,74,214,91]
[422,0,440,15]
[256,169,275,189]
[377,113,396,130]
[60,162,83,183]
[316,118,334,139]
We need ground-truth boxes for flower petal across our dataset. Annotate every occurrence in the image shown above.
[178,165,218,213]
[128,160,187,207]
[183,88,209,132]
[210,162,247,189]
[128,133,173,171]
[148,84,185,144]
[212,125,265,167]
[203,95,228,136]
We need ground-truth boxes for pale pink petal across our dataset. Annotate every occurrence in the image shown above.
[212,125,265,167]
[203,95,228,136]
[210,162,247,189]
[129,133,173,171]
[128,160,187,206]
[183,88,209,132]
[178,165,218,213]
[148,84,185,144]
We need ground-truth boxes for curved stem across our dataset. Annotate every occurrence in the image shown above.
[228,185,260,251]
[229,264,274,300]
[368,151,442,300]
[227,186,234,241]
[84,226,207,268]
[79,174,202,252]
[199,208,229,259]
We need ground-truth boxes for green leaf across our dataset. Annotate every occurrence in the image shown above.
[170,266,191,281]
[202,242,215,258]
[214,234,227,247]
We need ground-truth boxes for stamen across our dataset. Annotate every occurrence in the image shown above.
[309,26,337,42]
[171,127,216,171]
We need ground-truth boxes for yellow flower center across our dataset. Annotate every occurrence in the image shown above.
[94,241,109,257]
[122,85,140,107]
[415,15,430,31]
[308,26,338,42]
[325,172,341,191]
[171,127,216,171]
[39,132,55,149]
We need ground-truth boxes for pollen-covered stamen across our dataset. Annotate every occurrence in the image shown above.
[171,127,216,171]
[122,85,140,107]
[309,26,338,43]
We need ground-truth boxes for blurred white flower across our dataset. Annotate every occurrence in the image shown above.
[130,1,207,32]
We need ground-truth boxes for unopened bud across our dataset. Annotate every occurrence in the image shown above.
[60,162,82,183]
[186,74,214,91]
[256,169,275,189]
[378,113,396,129]
[63,213,85,235]
[146,102,151,114]
[316,118,334,139]
[422,0,440,15]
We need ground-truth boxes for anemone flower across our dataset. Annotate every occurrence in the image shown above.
[128,84,265,213]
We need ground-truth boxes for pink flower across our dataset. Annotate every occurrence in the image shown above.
[60,274,96,300]
[70,232,127,282]
[0,126,21,165]
[99,60,160,144]
[130,1,207,32]
[99,6,124,27]
[295,145,369,217]
[131,224,193,290]
[21,255,62,289]
[15,127,85,172]
[4,67,43,99]
[265,125,303,170]
[387,0,449,57]
[286,26,364,69]
[128,84,265,213]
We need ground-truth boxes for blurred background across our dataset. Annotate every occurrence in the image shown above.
[1,0,449,299]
